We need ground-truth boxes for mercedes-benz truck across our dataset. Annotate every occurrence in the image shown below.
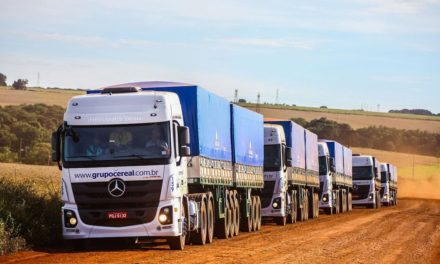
[318,140,352,214]
[51,81,264,250]
[352,155,381,209]
[381,163,398,206]
[261,120,319,226]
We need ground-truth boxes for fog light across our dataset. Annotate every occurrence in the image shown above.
[272,197,281,209]
[383,194,388,199]
[159,214,168,223]
[69,217,77,226]
[272,202,278,208]
[368,193,374,200]
[322,194,329,203]
[158,206,173,225]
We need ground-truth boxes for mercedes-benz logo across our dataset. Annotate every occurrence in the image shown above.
[353,184,358,190]
[108,178,126,198]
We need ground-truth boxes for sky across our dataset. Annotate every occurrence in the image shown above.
[0,0,439,113]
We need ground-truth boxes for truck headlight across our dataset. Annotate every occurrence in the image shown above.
[64,210,78,228]
[322,194,329,203]
[383,194,388,199]
[158,206,173,225]
[368,193,374,200]
[272,197,281,209]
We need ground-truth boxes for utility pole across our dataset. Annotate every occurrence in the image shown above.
[37,72,40,88]
[256,93,261,113]
[234,89,238,103]
[275,89,279,105]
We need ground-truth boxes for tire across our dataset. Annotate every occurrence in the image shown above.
[251,196,258,231]
[297,191,304,222]
[233,190,240,236]
[215,192,230,239]
[276,216,287,226]
[308,190,314,219]
[288,192,297,224]
[192,198,207,245]
[314,193,319,218]
[240,196,252,232]
[168,201,187,250]
[304,192,309,221]
[347,192,352,211]
[229,191,236,237]
[333,192,340,214]
[256,196,262,231]
[376,191,381,209]
[206,196,214,244]
[340,191,346,213]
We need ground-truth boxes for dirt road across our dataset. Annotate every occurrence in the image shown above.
[2,198,440,264]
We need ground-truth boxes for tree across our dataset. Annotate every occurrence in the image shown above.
[0,73,6,86]
[12,79,28,90]
[238,98,247,103]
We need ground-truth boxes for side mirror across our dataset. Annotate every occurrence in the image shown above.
[285,146,293,167]
[179,146,191,157]
[51,131,60,162]
[178,126,190,146]
[329,157,336,173]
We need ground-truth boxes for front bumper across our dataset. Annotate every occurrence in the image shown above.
[262,195,285,217]
[352,197,375,206]
[62,198,182,240]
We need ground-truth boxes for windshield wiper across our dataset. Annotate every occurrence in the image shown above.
[68,155,97,161]
[113,154,151,160]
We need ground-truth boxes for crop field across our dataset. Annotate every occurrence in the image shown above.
[0,86,83,107]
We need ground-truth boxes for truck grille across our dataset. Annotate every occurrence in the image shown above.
[352,184,370,200]
[71,180,162,227]
[261,181,276,208]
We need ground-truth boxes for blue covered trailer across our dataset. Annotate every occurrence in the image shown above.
[231,104,264,188]
[304,129,319,188]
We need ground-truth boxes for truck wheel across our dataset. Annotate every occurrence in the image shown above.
[192,198,207,245]
[240,196,253,232]
[304,192,309,221]
[229,191,236,237]
[256,196,262,231]
[314,193,319,218]
[207,196,214,244]
[333,192,340,214]
[251,196,258,231]
[288,192,297,224]
[376,191,381,209]
[215,193,230,239]
[233,190,240,236]
[168,202,187,250]
[347,192,352,211]
[340,191,346,213]
[308,190,314,219]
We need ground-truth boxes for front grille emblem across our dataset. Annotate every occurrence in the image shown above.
[353,184,358,190]
[108,179,126,198]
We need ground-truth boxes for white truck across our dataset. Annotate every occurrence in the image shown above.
[381,163,398,206]
[261,120,320,226]
[318,140,352,214]
[352,155,382,209]
[51,82,264,250]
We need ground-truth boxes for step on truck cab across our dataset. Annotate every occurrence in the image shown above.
[382,163,398,206]
[261,120,320,226]
[318,140,353,215]
[352,155,382,209]
[51,81,264,250]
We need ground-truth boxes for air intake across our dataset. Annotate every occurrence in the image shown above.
[101,87,140,94]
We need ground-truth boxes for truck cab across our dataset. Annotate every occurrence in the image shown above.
[380,163,390,205]
[318,142,334,212]
[352,155,381,208]
[262,124,292,225]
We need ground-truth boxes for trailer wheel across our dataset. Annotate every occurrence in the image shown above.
[376,191,381,209]
[333,191,340,214]
[308,190,314,219]
[256,196,262,231]
[233,190,240,236]
[240,195,253,233]
[207,195,214,244]
[229,191,236,237]
[215,192,230,239]
[251,196,258,231]
[288,191,297,224]
[168,200,187,250]
[192,197,207,245]
[340,190,346,213]
[304,191,309,221]
[347,192,352,211]
[314,192,319,218]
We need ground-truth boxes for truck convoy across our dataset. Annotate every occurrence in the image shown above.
[318,140,352,214]
[380,163,398,206]
[51,81,398,250]
[352,155,382,209]
[262,120,320,225]
[51,81,264,250]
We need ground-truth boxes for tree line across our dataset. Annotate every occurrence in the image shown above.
[389,108,440,116]
[292,117,440,157]
[0,104,64,164]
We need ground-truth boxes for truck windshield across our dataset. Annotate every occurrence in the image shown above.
[63,122,171,167]
[352,166,374,180]
[319,156,328,175]
[264,144,281,171]
[381,171,388,183]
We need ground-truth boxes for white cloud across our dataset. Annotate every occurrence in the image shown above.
[206,38,318,50]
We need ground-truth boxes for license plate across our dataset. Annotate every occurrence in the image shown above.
[107,212,128,219]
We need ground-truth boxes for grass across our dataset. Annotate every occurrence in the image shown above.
[0,86,83,108]
[0,163,62,255]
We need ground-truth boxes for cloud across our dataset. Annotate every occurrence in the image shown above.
[206,38,318,50]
